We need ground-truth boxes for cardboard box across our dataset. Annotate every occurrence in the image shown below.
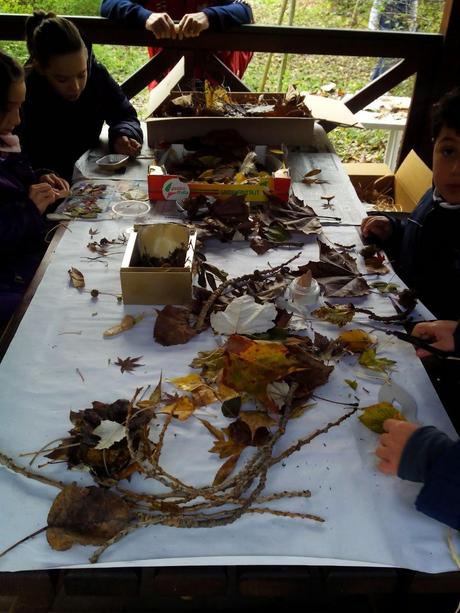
[343,150,433,212]
[120,223,196,305]
[147,144,291,203]
[145,58,359,148]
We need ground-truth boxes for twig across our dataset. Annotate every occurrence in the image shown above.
[311,394,359,407]
[0,452,64,490]
[76,368,85,382]
[0,527,47,558]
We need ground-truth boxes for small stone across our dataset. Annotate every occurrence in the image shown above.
[90,289,99,298]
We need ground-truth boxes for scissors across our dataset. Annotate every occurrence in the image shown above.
[383,329,458,359]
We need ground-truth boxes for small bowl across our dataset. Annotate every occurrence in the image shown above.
[96,154,130,171]
[112,200,151,217]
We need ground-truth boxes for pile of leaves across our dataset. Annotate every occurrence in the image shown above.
[182,193,322,255]
[8,327,359,561]
[157,83,312,119]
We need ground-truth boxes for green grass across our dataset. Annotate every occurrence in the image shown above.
[0,0,445,162]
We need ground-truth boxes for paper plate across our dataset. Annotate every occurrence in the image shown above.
[96,154,129,171]
[112,200,151,217]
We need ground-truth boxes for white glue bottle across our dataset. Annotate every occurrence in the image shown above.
[286,271,320,309]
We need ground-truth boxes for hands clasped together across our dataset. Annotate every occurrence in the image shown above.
[145,11,209,39]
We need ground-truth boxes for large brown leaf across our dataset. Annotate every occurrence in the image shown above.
[154,305,197,346]
[301,240,370,297]
[47,485,131,551]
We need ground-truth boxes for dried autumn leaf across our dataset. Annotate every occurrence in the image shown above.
[290,402,316,419]
[137,373,162,410]
[371,281,400,294]
[302,240,370,297]
[364,255,390,275]
[68,267,85,289]
[239,411,276,438]
[339,329,376,353]
[312,304,356,327]
[221,395,242,418]
[222,335,305,410]
[191,385,218,407]
[154,305,197,346]
[359,402,406,433]
[93,420,126,450]
[47,485,131,551]
[199,418,225,441]
[312,331,346,360]
[162,396,195,421]
[210,295,277,335]
[266,381,290,410]
[190,347,225,383]
[213,453,241,485]
[345,379,358,391]
[359,348,396,373]
[209,437,246,459]
[103,314,144,338]
[168,373,204,391]
[115,355,144,374]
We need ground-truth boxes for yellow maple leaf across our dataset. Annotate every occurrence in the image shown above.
[359,402,406,433]
[168,374,204,391]
[161,396,195,421]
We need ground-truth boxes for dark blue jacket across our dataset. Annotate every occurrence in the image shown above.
[100,0,252,31]
[20,44,143,183]
[385,188,460,320]
[0,150,45,309]
[399,426,460,529]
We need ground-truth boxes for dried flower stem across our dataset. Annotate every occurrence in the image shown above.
[0,452,64,490]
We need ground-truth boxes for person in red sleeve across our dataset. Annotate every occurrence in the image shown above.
[100,0,254,84]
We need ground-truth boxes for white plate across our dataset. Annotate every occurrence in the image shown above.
[96,154,130,171]
[112,200,151,217]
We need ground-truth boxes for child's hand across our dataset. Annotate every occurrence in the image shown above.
[360,216,393,242]
[28,183,57,214]
[39,173,70,198]
[145,12,176,38]
[375,419,420,475]
[176,12,209,39]
[113,136,142,157]
[412,320,457,358]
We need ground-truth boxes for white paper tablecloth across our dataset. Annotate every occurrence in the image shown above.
[0,149,457,574]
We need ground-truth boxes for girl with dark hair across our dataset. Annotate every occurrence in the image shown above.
[0,50,68,325]
[20,11,143,182]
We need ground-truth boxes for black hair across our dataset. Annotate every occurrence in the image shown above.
[25,10,84,68]
[0,50,24,112]
[431,88,460,141]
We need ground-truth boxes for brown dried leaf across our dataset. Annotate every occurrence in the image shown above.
[312,304,356,327]
[239,411,276,438]
[115,355,144,374]
[199,418,226,441]
[154,305,197,346]
[47,485,131,551]
[191,385,218,407]
[212,453,241,485]
[68,267,85,289]
[301,241,370,297]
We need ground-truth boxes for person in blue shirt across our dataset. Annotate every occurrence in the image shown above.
[100,0,254,83]
[376,319,460,530]
[361,88,460,321]
[19,11,143,182]
[369,0,418,79]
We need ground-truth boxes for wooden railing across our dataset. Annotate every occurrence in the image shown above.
[1,0,458,166]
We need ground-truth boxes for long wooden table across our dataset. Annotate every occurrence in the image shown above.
[0,133,458,580]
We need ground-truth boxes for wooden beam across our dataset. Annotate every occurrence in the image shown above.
[344,59,416,114]
[121,49,182,98]
[0,13,442,58]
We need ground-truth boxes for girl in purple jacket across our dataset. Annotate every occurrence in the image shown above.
[0,51,68,325]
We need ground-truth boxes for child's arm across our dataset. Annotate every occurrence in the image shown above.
[376,419,460,529]
[100,0,152,28]
[93,62,143,154]
[202,1,253,31]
